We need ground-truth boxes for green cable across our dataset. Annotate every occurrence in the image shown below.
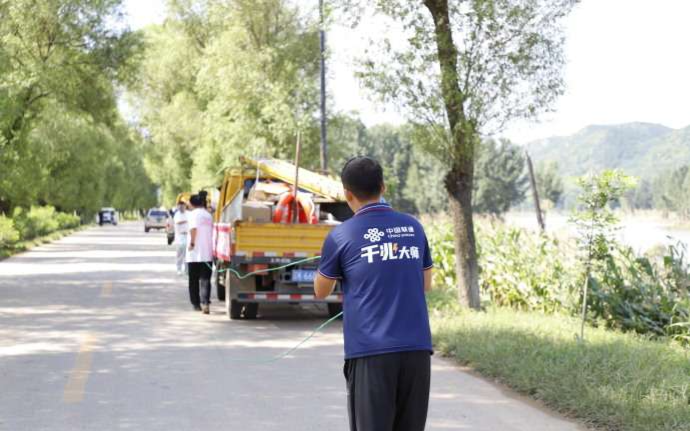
[229,310,343,363]
[201,255,342,362]
[210,255,321,279]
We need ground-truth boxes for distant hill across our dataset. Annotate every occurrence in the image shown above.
[527,122,690,180]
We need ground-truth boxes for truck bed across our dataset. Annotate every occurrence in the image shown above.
[232,222,334,260]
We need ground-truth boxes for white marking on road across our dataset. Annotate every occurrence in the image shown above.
[63,334,96,404]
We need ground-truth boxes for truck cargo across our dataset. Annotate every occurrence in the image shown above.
[212,157,352,319]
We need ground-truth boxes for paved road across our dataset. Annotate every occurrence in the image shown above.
[0,223,584,431]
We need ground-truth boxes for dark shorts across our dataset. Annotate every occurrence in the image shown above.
[344,350,431,431]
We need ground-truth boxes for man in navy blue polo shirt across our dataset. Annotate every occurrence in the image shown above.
[314,156,433,431]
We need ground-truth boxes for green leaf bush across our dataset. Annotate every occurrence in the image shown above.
[589,244,690,340]
[0,215,20,247]
[1,206,81,250]
[13,206,60,239]
[55,212,81,230]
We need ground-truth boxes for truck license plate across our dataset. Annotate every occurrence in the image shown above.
[292,270,316,283]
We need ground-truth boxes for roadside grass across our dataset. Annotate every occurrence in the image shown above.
[431,308,690,431]
[0,226,87,260]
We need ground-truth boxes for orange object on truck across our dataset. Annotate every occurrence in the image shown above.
[212,157,352,320]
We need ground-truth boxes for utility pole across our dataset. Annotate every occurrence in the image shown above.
[319,0,328,173]
[525,150,545,232]
[293,130,302,224]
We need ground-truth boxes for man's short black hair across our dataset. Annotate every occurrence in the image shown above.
[190,190,208,208]
[189,194,204,207]
[340,156,384,200]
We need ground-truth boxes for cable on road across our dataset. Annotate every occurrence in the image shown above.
[206,255,321,279]
[232,310,343,364]
[204,256,344,363]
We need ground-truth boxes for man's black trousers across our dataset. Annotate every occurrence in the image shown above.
[344,350,431,431]
[187,261,212,307]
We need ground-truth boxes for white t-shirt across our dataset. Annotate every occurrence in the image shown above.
[186,208,214,263]
[173,210,188,244]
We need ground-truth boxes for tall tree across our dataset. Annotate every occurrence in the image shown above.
[345,0,577,308]
[0,0,145,213]
[653,165,690,218]
[133,0,321,204]
[474,139,527,215]
[536,161,564,209]
[0,0,137,145]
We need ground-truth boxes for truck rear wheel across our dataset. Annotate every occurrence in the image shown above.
[327,303,343,319]
[216,270,225,302]
[229,300,242,320]
[244,303,258,319]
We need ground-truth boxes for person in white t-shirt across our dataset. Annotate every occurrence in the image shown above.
[173,202,188,275]
[186,193,214,314]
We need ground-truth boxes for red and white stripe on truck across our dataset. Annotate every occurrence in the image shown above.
[237,293,342,303]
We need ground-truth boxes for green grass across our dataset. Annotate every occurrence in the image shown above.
[431,308,690,431]
[0,226,86,259]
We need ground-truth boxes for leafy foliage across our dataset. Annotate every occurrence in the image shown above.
[651,165,690,216]
[535,161,564,209]
[427,214,690,343]
[627,178,653,210]
[0,0,156,214]
[339,0,576,308]
[473,139,527,215]
[589,244,690,339]
[133,0,321,205]
[570,170,636,269]
[428,219,579,312]
[0,214,19,247]
[477,223,577,312]
[349,0,576,138]
[327,120,451,215]
[11,206,80,240]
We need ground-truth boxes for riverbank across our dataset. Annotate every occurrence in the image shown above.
[506,210,690,252]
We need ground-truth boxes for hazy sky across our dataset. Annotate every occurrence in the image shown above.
[123,0,690,143]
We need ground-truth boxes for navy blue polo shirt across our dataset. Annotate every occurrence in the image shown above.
[318,202,433,359]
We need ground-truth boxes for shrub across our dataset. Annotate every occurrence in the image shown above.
[0,215,19,247]
[427,219,580,312]
[13,206,59,239]
[55,212,81,230]
[588,243,690,340]
[10,206,78,241]
[425,221,460,313]
[477,222,579,312]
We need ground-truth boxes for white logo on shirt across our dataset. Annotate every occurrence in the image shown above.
[360,242,420,264]
[363,228,384,243]
[385,226,416,238]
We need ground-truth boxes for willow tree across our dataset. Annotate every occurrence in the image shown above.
[134,0,321,204]
[346,0,577,308]
[0,0,142,212]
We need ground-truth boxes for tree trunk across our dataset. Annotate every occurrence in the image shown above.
[424,0,481,309]
[445,164,481,309]
[525,151,545,232]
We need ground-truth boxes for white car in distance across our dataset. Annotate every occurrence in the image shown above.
[145,208,169,233]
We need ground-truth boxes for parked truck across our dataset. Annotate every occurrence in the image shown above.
[212,157,353,320]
